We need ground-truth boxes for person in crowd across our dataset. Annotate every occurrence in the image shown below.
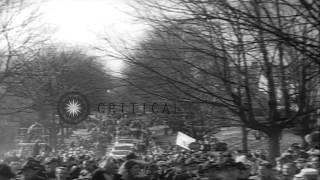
[275,157,284,172]
[64,157,78,170]
[236,153,257,175]
[175,161,200,180]
[200,164,219,180]
[280,163,298,180]
[235,150,246,163]
[215,151,233,165]
[0,163,15,180]
[147,164,160,180]
[118,153,138,176]
[293,158,307,172]
[237,163,251,180]
[55,167,69,180]
[18,158,46,180]
[80,159,97,176]
[253,151,267,162]
[42,144,52,155]
[31,141,41,158]
[8,161,21,175]
[69,165,81,180]
[2,121,320,180]
[216,162,241,180]
[153,161,166,180]
[70,142,76,148]
[308,156,319,169]
[44,158,59,179]
[203,162,240,180]
[92,157,121,180]
[121,160,146,180]
[3,153,19,164]
[249,162,278,180]
[305,131,320,149]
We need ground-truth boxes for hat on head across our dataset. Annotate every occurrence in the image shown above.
[297,151,309,159]
[294,158,307,163]
[56,166,68,172]
[44,157,59,165]
[0,163,15,179]
[198,164,220,174]
[259,161,273,169]
[291,143,300,147]
[20,158,43,171]
[78,169,92,180]
[124,160,142,170]
[235,162,250,170]
[220,161,239,169]
[126,153,138,160]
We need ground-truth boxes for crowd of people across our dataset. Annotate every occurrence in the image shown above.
[0,126,319,180]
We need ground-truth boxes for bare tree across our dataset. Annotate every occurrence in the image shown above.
[215,0,320,66]
[0,0,49,103]
[4,46,113,147]
[99,0,319,160]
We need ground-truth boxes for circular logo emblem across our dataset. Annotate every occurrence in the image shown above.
[57,92,90,124]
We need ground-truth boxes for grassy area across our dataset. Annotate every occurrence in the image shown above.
[217,127,301,152]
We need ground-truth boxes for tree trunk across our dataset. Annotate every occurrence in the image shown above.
[66,128,69,137]
[241,126,248,153]
[267,129,281,163]
[49,128,57,152]
[69,128,73,137]
[61,127,65,144]
[164,127,168,135]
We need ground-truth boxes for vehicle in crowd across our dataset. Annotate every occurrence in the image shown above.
[111,144,135,152]
[115,138,139,145]
[115,135,132,140]
[108,150,132,159]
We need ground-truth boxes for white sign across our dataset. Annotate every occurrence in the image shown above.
[176,132,196,150]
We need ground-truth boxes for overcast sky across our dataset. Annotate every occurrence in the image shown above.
[40,0,147,72]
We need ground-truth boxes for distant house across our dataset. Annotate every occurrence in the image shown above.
[0,94,38,145]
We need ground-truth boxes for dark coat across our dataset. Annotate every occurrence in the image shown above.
[92,169,122,180]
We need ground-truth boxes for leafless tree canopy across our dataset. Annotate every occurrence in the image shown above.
[98,0,320,159]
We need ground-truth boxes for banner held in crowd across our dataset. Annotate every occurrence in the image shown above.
[176,131,196,150]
